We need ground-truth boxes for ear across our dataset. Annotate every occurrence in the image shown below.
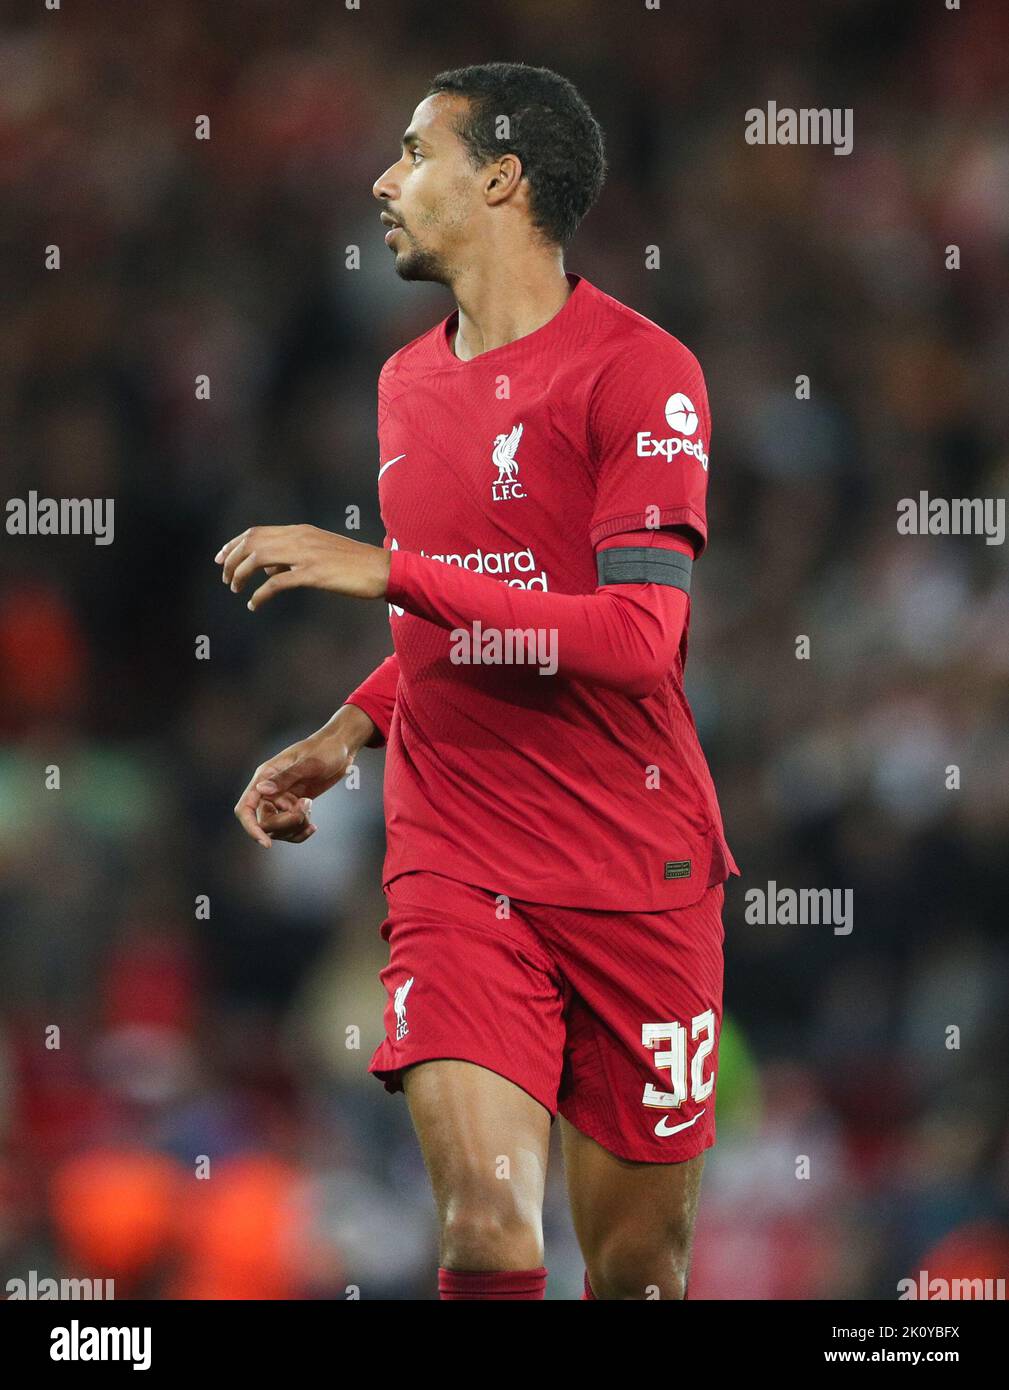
[485,153,524,207]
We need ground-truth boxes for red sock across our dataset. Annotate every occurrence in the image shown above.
[438,1267,547,1300]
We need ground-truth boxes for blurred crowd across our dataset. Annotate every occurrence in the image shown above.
[2,0,1008,1298]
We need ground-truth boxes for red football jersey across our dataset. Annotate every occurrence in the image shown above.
[368,273,737,910]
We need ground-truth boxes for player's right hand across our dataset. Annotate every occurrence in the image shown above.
[233,709,374,847]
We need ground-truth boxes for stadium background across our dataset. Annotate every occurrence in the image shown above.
[3,0,1008,1299]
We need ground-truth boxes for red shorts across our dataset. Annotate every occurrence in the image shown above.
[368,871,725,1163]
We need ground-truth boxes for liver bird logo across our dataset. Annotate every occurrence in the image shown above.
[492,423,523,484]
[394,976,414,1041]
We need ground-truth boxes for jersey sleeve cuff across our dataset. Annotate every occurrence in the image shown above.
[343,695,391,747]
[386,545,418,609]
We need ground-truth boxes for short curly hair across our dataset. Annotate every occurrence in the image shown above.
[427,63,606,247]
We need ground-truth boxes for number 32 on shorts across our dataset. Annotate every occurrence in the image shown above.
[640,1010,716,1110]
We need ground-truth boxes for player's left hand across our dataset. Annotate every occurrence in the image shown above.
[215,525,392,609]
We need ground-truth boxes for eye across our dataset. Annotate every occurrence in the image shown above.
[410,148,423,164]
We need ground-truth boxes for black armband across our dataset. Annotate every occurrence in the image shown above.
[596,546,693,593]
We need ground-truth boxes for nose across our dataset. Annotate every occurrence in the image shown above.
[373,165,400,202]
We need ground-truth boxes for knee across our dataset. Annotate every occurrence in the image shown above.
[587,1227,691,1300]
[440,1188,544,1271]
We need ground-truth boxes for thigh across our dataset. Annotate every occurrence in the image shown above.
[561,1116,706,1273]
[404,1059,552,1223]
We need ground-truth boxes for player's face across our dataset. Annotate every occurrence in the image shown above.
[372,94,486,284]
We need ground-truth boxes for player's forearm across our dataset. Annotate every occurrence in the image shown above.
[317,701,380,755]
[340,653,400,747]
[387,548,687,699]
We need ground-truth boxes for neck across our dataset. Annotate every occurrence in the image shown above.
[449,246,571,361]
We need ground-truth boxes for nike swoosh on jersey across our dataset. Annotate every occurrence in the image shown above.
[654,1107,706,1137]
[378,453,406,480]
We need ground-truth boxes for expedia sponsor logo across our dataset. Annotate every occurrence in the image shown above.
[636,432,709,470]
[637,391,709,471]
